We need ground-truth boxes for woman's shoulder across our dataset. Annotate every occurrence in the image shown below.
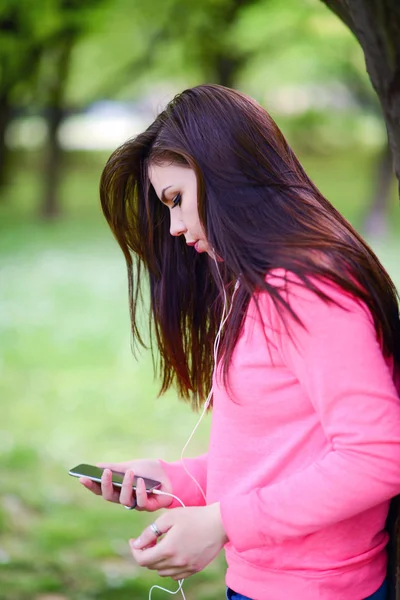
[264,267,373,323]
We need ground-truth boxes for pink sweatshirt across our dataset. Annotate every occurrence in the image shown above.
[160,271,400,600]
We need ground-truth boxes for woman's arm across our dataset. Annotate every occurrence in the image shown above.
[220,279,400,552]
[158,453,208,507]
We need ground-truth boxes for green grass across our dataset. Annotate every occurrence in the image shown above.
[0,148,399,599]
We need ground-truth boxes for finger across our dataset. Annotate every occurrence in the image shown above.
[135,477,149,510]
[143,540,157,550]
[129,538,169,568]
[141,556,180,571]
[101,468,120,503]
[158,569,190,581]
[119,470,136,507]
[171,573,190,581]
[131,518,166,550]
[79,478,102,496]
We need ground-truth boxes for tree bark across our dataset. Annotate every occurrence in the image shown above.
[321,0,400,195]
[0,94,13,193]
[363,141,394,238]
[41,106,65,219]
[215,55,243,88]
[40,37,74,220]
[202,0,251,88]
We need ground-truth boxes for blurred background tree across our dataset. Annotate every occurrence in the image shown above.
[1,0,398,226]
[320,0,400,237]
[0,1,399,599]
[321,0,400,187]
[1,0,398,230]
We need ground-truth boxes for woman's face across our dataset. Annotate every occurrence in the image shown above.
[148,162,211,255]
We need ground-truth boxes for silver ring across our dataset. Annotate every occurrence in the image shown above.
[150,522,162,537]
[124,498,137,510]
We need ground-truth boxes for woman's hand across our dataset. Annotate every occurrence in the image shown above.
[129,503,228,580]
[79,459,173,511]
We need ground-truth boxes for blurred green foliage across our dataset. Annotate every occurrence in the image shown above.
[0,0,392,219]
[0,0,378,117]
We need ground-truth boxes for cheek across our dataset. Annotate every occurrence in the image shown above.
[182,208,201,230]
[189,220,205,238]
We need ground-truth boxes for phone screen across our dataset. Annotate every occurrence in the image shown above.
[69,463,161,492]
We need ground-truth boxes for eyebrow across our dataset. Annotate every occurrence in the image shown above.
[160,186,172,203]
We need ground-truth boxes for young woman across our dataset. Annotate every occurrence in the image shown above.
[80,84,400,600]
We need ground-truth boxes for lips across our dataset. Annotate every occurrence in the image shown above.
[186,240,202,252]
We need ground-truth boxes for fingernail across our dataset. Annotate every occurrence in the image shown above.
[132,537,142,548]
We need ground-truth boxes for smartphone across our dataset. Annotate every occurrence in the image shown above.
[69,463,162,492]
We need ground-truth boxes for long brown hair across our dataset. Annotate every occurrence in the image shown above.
[100,83,400,410]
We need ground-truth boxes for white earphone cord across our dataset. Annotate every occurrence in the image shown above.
[179,274,240,504]
[146,263,240,600]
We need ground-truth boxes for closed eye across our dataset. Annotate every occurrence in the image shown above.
[171,193,181,209]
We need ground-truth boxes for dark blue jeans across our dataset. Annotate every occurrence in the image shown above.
[226,578,388,600]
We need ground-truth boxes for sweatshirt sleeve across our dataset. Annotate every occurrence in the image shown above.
[220,279,400,551]
[158,453,208,508]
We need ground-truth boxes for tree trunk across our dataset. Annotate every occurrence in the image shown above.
[40,36,74,220]
[41,106,65,219]
[363,141,394,238]
[320,0,400,195]
[210,0,250,88]
[0,94,13,193]
[215,55,243,89]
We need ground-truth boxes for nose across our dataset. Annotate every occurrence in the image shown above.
[169,211,187,237]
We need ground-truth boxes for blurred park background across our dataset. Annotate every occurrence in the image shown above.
[0,0,399,599]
